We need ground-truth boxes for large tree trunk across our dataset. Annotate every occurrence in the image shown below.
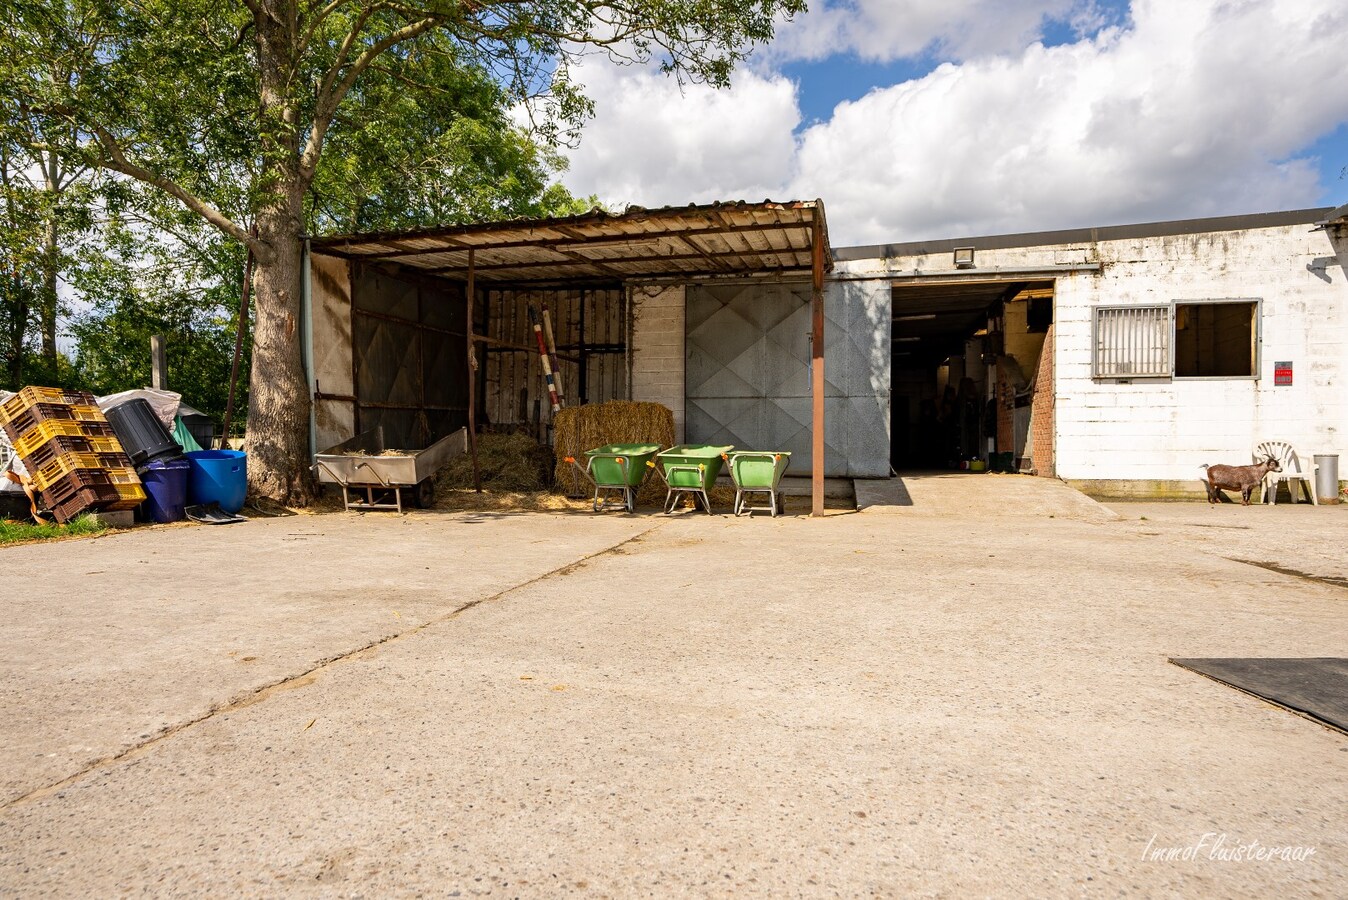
[246,203,312,505]
[245,0,314,506]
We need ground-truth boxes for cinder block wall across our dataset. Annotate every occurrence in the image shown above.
[628,284,686,442]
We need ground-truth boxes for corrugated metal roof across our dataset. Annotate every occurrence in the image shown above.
[310,200,830,286]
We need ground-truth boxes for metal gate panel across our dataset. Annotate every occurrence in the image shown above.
[686,281,891,477]
[687,283,826,471]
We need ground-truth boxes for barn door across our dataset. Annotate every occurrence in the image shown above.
[685,283,817,466]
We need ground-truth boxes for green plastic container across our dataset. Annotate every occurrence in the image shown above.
[727,451,790,489]
[654,444,735,514]
[726,450,792,516]
[574,443,663,513]
[655,444,733,488]
[584,443,662,488]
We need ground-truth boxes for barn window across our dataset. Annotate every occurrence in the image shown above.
[1174,300,1258,378]
[1093,306,1172,378]
[1093,300,1261,380]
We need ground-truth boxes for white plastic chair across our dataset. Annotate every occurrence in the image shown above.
[1253,441,1318,505]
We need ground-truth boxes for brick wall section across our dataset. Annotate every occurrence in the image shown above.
[629,285,686,442]
[1030,325,1056,477]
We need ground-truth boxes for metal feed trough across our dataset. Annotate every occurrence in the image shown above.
[652,444,734,514]
[726,450,791,517]
[314,426,466,512]
[565,443,661,512]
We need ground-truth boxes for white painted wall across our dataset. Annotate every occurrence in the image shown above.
[1054,224,1346,481]
[628,284,686,442]
[834,215,1348,485]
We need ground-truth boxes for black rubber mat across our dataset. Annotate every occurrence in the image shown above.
[1171,658,1348,735]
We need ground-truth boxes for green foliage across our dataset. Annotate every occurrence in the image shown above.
[307,34,596,233]
[65,199,250,425]
[1,0,803,495]
[0,512,108,543]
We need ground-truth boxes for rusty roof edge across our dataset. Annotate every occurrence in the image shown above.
[308,199,822,251]
[812,198,834,272]
[1314,201,1348,227]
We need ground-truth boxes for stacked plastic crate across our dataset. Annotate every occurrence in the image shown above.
[0,387,146,523]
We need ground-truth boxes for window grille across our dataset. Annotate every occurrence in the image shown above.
[1094,306,1171,378]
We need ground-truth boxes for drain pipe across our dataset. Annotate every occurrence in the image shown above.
[301,237,317,460]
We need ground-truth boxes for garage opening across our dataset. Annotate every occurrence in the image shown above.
[891,280,1055,474]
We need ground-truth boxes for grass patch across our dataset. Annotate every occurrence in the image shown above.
[0,513,109,546]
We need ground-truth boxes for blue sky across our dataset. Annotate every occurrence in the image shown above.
[561,0,1348,246]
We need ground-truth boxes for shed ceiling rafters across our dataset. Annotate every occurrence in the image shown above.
[309,201,830,286]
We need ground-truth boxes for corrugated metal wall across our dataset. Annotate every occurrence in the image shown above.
[684,280,891,478]
[351,263,468,450]
[482,287,627,431]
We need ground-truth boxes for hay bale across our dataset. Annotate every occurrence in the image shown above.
[438,431,554,492]
[553,401,675,505]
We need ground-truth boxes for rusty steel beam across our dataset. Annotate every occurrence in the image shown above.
[314,220,813,260]
[419,248,796,275]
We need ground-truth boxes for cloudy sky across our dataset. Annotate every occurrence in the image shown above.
[558,0,1348,247]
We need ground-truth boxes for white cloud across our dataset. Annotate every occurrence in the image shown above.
[794,0,1348,243]
[558,59,801,209]
[561,0,1348,245]
[766,0,1084,64]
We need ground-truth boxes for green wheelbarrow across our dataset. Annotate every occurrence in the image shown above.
[564,443,662,512]
[651,444,734,515]
[726,450,791,517]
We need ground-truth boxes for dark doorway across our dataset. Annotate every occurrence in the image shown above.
[890,280,1053,471]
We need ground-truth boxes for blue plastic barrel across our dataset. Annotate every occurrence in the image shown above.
[138,456,191,523]
[184,450,247,513]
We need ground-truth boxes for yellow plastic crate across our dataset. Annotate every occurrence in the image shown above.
[104,482,148,511]
[0,386,98,423]
[12,426,124,461]
[31,453,140,493]
[11,418,119,450]
[67,404,107,423]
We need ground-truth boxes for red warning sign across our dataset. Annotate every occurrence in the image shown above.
[1274,361,1293,386]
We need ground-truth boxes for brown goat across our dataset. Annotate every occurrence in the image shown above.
[1201,457,1281,505]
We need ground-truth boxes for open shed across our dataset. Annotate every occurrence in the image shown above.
[306,200,835,513]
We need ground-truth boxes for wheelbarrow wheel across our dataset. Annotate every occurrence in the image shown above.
[408,478,435,509]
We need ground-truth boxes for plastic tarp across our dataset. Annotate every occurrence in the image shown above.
[0,390,24,490]
[173,417,204,452]
[97,388,182,432]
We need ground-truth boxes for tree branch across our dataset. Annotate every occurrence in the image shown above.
[299,13,441,181]
[86,123,257,253]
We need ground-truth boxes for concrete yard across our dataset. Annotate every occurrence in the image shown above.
[2,476,1346,896]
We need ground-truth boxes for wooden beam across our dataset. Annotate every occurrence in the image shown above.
[150,335,167,390]
[472,333,580,364]
[811,219,826,517]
